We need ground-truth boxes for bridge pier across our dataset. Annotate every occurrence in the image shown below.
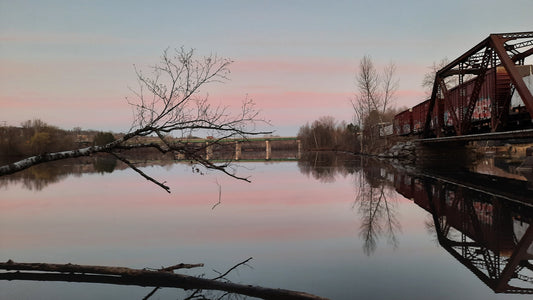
[415,141,477,170]
[265,140,271,160]
[206,142,213,160]
[235,141,242,161]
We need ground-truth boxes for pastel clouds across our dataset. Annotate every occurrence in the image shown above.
[0,38,459,136]
[0,32,131,46]
[232,58,355,77]
[0,49,430,134]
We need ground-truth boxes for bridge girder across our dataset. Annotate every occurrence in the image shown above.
[423,32,533,138]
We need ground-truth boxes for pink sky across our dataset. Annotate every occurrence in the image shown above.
[1,1,531,136]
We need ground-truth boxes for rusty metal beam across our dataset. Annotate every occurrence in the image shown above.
[441,68,483,76]
[490,35,533,118]
[462,47,493,134]
[496,225,533,292]
[437,37,491,76]
[497,31,533,39]
[423,32,533,139]
[423,74,440,138]
[417,128,533,143]
[512,47,533,62]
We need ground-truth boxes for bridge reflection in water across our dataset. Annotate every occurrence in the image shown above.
[393,167,533,294]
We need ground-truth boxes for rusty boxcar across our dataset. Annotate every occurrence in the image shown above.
[393,109,412,135]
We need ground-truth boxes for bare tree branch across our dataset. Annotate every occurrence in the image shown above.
[0,48,272,192]
[110,152,171,193]
[212,257,253,282]
[0,260,328,300]
[352,55,398,151]
[381,61,399,115]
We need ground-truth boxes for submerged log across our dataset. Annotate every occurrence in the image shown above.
[0,260,328,300]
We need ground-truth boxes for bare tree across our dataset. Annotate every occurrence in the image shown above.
[421,57,453,96]
[351,55,398,152]
[0,48,271,192]
[354,55,380,116]
[352,56,398,121]
[381,61,399,116]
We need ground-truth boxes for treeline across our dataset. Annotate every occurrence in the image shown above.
[297,116,358,152]
[297,108,405,154]
[0,119,116,163]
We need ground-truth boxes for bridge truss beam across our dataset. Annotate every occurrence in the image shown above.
[423,32,533,138]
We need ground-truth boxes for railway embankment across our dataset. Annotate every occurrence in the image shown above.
[378,138,533,174]
[377,140,417,164]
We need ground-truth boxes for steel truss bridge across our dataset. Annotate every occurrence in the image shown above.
[424,32,533,139]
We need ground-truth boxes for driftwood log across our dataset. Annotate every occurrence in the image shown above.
[0,260,328,300]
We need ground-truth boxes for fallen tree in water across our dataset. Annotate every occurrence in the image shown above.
[0,260,328,300]
[0,48,271,192]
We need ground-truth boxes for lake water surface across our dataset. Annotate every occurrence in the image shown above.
[1,155,531,299]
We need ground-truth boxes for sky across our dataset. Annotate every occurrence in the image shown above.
[1,0,532,136]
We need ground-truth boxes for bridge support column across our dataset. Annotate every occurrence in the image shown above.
[415,141,477,170]
[235,141,242,161]
[206,142,213,160]
[265,140,271,160]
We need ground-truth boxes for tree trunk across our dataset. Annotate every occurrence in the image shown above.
[0,261,328,300]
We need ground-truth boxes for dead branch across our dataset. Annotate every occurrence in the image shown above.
[143,262,206,299]
[183,257,254,299]
[212,179,222,210]
[110,152,171,193]
[0,260,328,300]
[160,263,204,272]
[0,48,272,192]
[212,257,253,281]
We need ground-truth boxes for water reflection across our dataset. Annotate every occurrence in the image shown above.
[353,158,401,256]
[0,155,173,191]
[297,151,358,182]
[298,152,402,255]
[93,156,117,174]
[392,167,533,294]
[1,151,532,298]
[299,152,532,294]
[0,159,76,191]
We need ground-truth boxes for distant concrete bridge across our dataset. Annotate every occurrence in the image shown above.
[175,137,302,161]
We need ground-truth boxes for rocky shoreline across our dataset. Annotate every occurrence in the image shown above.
[378,141,416,163]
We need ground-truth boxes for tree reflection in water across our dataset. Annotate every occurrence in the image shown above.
[0,156,119,191]
[353,157,401,255]
[0,152,177,191]
[298,153,401,255]
[0,159,72,191]
[297,151,357,183]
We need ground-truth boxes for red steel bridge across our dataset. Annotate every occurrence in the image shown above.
[420,32,533,140]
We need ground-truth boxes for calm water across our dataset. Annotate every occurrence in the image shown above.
[0,155,531,299]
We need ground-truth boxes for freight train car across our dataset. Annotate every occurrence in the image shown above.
[442,66,508,134]
[393,109,412,136]
[394,65,532,137]
[394,98,441,137]
[411,100,430,134]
